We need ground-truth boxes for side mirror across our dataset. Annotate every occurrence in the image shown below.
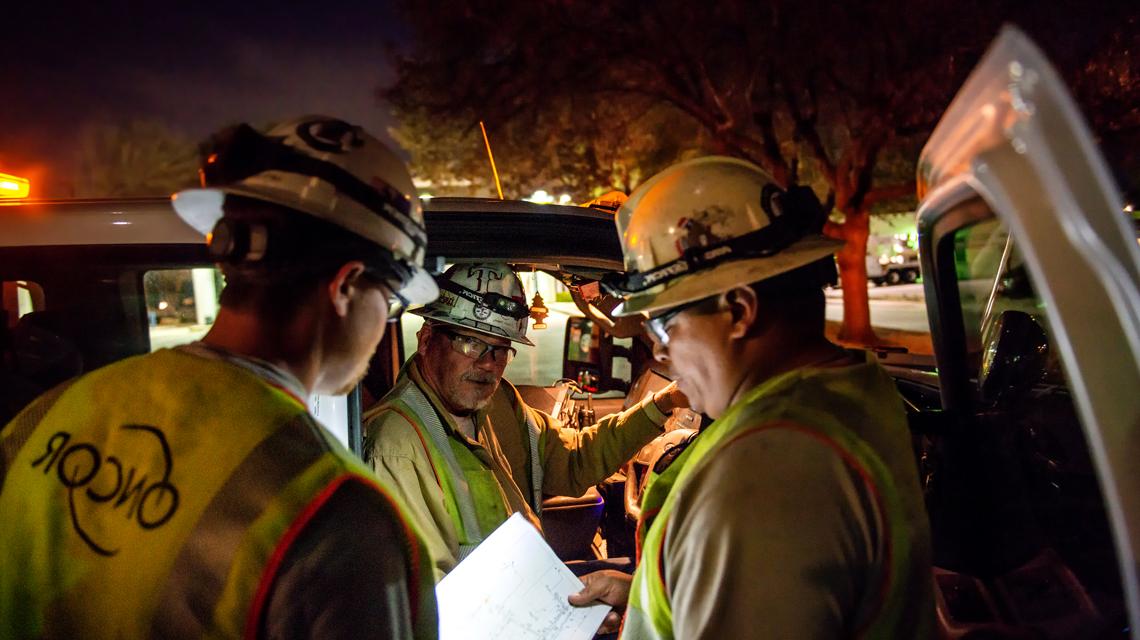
[563,316,631,393]
[978,310,1049,406]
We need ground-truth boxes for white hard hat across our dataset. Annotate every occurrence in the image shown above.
[412,263,534,345]
[604,156,842,316]
[171,115,437,305]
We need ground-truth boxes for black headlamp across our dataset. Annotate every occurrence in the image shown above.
[436,278,531,320]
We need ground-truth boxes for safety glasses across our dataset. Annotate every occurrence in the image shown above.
[386,291,410,322]
[435,326,517,363]
[362,267,410,323]
[644,295,718,346]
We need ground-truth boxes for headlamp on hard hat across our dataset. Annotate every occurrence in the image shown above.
[437,278,530,320]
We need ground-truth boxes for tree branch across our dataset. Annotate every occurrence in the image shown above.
[781,68,837,179]
[863,182,917,208]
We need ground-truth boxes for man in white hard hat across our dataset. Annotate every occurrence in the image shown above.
[0,116,438,639]
[364,262,686,579]
[569,156,934,638]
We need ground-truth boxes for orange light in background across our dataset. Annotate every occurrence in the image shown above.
[0,173,30,199]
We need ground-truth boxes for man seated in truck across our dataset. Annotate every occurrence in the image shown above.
[363,262,686,579]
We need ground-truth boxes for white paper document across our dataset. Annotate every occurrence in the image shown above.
[436,513,611,640]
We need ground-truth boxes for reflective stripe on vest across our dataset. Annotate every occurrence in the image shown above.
[388,375,487,559]
[0,350,431,639]
[625,358,919,640]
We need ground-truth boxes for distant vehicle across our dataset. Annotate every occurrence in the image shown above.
[867,249,921,285]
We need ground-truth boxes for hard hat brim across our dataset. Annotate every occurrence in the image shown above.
[172,185,309,235]
[171,187,226,236]
[612,234,844,317]
[399,268,441,307]
[173,186,439,306]
[409,307,536,346]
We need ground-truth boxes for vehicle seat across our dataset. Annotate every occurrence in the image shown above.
[933,548,1105,639]
[0,311,84,425]
[516,384,558,416]
[541,487,604,561]
[11,311,83,389]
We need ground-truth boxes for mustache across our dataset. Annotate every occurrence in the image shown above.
[462,372,497,384]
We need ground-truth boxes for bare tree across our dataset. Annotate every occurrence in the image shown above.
[74,120,198,198]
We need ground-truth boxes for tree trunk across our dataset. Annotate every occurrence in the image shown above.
[825,207,879,345]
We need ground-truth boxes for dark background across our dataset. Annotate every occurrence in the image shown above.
[0,0,407,195]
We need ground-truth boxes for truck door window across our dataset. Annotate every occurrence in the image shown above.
[943,218,1126,629]
[2,280,45,326]
[143,268,222,351]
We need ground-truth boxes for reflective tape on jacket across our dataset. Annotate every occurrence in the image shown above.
[384,374,492,559]
[0,349,434,639]
[624,355,930,640]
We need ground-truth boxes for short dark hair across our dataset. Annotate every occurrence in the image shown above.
[216,197,392,317]
[747,257,834,335]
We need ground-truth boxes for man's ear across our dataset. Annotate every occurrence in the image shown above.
[724,286,760,340]
[416,322,434,357]
[327,261,368,318]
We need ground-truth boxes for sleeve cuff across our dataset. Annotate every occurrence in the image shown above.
[639,394,670,426]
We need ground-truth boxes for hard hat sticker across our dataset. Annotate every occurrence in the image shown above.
[675,205,731,254]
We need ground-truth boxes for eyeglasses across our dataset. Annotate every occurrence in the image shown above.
[386,290,410,322]
[644,295,717,346]
[362,267,410,323]
[436,326,517,363]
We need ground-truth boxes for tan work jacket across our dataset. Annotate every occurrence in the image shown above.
[364,357,666,579]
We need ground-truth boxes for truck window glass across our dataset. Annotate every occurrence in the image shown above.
[144,268,222,351]
[943,219,1126,628]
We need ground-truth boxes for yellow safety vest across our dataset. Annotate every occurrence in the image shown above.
[0,349,436,639]
[368,370,543,561]
[624,353,933,639]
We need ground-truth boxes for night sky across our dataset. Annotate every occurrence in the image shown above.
[1,0,407,196]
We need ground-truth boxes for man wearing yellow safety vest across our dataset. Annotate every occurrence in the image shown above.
[0,116,440,639]
[364,262,687,579]
[569,156,934,638]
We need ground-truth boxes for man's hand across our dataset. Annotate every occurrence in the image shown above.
[652,380,690,415]
[568,570,632,634]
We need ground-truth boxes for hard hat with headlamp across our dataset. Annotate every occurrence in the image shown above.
[412,263,534,346]
[171,115,438,308]
[603,156,842,319]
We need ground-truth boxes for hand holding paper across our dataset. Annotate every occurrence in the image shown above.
[568,570,631,634]
[435,513,611,640]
